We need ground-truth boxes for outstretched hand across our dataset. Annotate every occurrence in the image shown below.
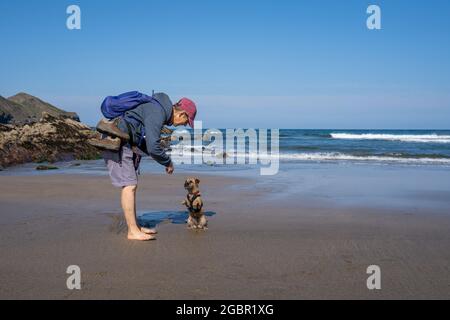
[166,163,174,175]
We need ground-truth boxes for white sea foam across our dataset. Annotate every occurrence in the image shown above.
[170,145,208,152]
[167,149,450,165]
[330,133,450,143]
[276,152,450,164]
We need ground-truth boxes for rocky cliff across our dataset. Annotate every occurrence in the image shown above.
[0,92,80,125]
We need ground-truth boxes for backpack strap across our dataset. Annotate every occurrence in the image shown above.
[123,118,134,147]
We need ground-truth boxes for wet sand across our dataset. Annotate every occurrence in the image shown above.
[1,173,450,299]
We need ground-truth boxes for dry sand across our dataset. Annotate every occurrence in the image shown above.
[0,173,450,299]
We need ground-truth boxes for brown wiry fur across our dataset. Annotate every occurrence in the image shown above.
[181,177,207,230]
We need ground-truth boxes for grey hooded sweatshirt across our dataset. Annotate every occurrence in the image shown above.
[118,92,173,167]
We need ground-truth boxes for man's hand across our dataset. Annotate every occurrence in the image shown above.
[166,162,174,175]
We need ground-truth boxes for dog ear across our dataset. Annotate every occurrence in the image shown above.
[195,178,200,184]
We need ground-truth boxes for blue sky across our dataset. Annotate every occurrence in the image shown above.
[1,0,449,128]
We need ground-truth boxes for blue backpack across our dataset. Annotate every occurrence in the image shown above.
[101,91,155,119]
[101,91,166,148]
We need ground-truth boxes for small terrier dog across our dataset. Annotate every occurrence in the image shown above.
[182,178,207,230]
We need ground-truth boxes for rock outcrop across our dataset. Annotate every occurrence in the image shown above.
[0,112,99,168]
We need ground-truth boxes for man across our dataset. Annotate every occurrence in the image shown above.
[100,93,197,241]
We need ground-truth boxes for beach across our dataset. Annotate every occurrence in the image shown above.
[2,0,450,303]
[1,162,450,299]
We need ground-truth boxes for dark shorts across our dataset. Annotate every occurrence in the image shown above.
[103,145,141,188]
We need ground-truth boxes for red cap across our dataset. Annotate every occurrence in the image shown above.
[177,98,197,128]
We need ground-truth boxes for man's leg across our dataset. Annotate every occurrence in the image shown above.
[105,145,156,240]
[121,185,155,241]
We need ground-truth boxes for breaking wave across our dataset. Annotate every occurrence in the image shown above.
[330,133,450,143]
[168,149,450,165]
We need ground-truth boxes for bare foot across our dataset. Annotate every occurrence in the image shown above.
[140,227,158,235]
[127,230,156,241]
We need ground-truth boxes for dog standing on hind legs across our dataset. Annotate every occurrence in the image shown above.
[182,178,207,230]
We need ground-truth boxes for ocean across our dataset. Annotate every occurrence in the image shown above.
[169,129,450,166]
[277,129,450,165]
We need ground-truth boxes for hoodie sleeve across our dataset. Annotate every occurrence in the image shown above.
[143,105,172,167]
